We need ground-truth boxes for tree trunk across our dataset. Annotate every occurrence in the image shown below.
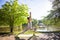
[10,23,14,34]
[10,16,14,34]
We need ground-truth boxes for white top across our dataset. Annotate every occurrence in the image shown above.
[28,22,32,29]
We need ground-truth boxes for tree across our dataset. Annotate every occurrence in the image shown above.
[38,20,42,26]
[42,9,60,26]
[0,0,28,34]
[32,19,38,27]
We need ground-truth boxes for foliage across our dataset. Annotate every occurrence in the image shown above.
[38,20,42,26]
[42,9,60,26]
[0,0,29,33]
[32,19,38,27]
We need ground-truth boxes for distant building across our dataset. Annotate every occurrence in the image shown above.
[38,23,47,30]
[39,23,45,27]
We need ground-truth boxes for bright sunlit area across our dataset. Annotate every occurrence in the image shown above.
[0,0,60,40]
[0,0,52,20]
[18,0,52,20]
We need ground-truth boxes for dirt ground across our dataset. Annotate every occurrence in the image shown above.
[0,35,15,40]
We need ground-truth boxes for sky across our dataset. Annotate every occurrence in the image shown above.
[0,0,52,20]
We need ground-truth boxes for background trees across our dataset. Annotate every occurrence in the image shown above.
[0,0,28,34]
[42,9,60,27]
[42,0,60,27]
[32,19,38,27]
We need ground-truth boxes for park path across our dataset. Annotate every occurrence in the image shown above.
[18,33,49,40]
[18,32,60,40]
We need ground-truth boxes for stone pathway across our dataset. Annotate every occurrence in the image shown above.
[18,33,60,40]
[18,33,49,40]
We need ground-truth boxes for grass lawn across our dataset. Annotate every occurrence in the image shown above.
[24,30,40,34]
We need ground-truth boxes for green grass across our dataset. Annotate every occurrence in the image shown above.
[24,30,39,34]
[0,26,40,35]
[13,31,21,35]
[24,30,34,34]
